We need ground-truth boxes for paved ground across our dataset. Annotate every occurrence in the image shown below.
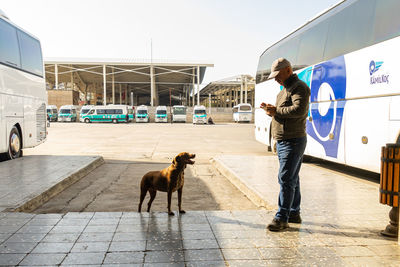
[25,123,267,163]
[0,122,397,266]
[24,123,265,213]
[33,162,257,213]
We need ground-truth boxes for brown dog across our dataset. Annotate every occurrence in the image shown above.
[138,152,196,215]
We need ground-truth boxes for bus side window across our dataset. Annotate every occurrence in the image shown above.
[17,30,43,77]
[0,19,21,68]
[89,110,95,115]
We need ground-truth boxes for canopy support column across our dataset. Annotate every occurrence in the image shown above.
[197,66,200,106]
[55,64,58,89]
[112,67,115,104]
[103,65,106,105]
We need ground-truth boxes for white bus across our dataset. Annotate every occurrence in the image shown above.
[193,105,207,124]
[80,105,129,123]
[136,105,149,123]
[172,105,187,123]
[233,103,252,123]
[255,0,400,173]
[0,10,46,159]
[155,106,168,123]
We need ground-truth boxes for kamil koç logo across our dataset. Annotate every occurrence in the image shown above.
[299,56,346,158]
[369,60,389,84]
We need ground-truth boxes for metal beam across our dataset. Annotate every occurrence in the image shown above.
[103,65,106,105]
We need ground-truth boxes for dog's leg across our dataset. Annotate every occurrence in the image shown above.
[178,187,185,214]
[147,189,157,212]
[167,190,174,216]
[138,186,147,212]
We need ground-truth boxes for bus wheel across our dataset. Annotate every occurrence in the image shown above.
[84,118,90,123]
[112,119,118,124]
[7,126,22,160]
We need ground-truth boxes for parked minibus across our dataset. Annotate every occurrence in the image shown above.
[193,105,207,124]
[80,105,94,117]
[58,105,77,122]
[80,105,129,123]
[155,106,168,123]
[0,9,47,159]
[136,105,149,123]
[233,103,252,123]
[172,105,187,123]
[46,105,58,122]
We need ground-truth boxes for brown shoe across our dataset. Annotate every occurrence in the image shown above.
[267,218,289,232]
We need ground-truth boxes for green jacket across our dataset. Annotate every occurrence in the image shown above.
[271,74,310,141]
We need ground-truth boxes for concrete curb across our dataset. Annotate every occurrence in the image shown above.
[11,156,105,212]
[211,157,274,210]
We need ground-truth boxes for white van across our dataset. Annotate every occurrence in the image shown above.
[233,103,252,123]
[193,105,207,124]
[58,105,77,122]
[46,105,58,122]
[136,105,149,123]
[155,106,168,123]
[80,105,94,117]
[172,105,187,123]
[80,105,129,123]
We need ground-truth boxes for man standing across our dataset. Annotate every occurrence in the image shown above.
[260,58,310,231]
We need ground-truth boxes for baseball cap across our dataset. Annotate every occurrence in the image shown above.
[268,58,291,79]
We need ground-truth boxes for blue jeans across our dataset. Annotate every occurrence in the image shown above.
[275,136,307,222]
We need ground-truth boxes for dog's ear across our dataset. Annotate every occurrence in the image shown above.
[172,155,181,166]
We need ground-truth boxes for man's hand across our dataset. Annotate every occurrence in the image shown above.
[260,103,276,117]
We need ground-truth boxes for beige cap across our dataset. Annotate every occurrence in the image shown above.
[268,58,291,79]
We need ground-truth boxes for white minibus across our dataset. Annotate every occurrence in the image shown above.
[193,105,207,124]
[233,103,252,123]
[58,105,77,122]
[155,106,168,123]
[0,10,46,159]
[136,105,149,123]
[81,105,129,123]
[46,105,58,122]
[172,105,187,123]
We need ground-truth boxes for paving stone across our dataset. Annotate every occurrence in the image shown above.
[116,223,147,232]
[19,253,66,266]
[227,260,269,267]
[56,218,91,226]
[31,242,74,253]
[144,250,184,263]
[103,251,144,264]
[50,225,86,234]
[83,224,117,233]
[7,233,46,243]
[258,247,301,260]
[186,261,226,267]
[17,225,54,234]
[144,262,185,267]
[61,252,106,265]
[333,245,377,257]
[71,241,110,252]
[0,225,24,233]
[217,238,255,249]
[113,232,147,241]
[42,233,80,243]
[77,232,114,242]
[0,253,26,265]
[222,248,262,260]
[184,249,224,262]
[109,241,146,252]
[0,241,37,253]
[146,240,183,251]
[25,218,61,226]
[182,239,219,250]
[182,230,215,240]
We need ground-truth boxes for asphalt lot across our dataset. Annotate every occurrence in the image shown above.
[24,122,269,213]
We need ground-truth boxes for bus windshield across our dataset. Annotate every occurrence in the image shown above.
[194,109,206,115]
[157,110,167,115]
[239,105,251,111]
[60,109,71,114]
[81,109,90,114]
[138,110,147,114]
[173,107,186,115]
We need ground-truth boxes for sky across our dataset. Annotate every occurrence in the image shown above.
[2,0,339,85]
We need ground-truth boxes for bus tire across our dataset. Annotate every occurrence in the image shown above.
[7,126,22,160]
[84,118,90,123]
[112,119,118,124]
